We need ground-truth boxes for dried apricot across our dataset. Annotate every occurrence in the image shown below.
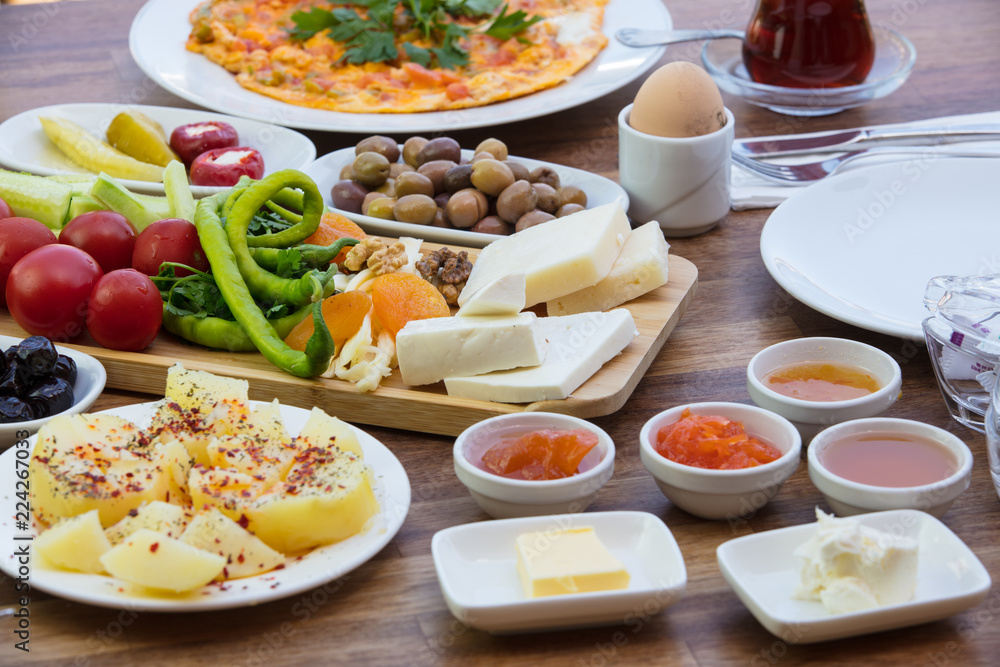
[284,290,372,352]
[305,212,368,266]
[654,408,782,469]
[370,272,450,339]
[482,428,599,480]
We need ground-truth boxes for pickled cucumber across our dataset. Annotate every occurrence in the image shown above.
[106,111,180,168]
[39,116,165,183]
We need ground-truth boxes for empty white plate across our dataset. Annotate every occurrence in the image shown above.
[431,511,686,633]
[716,509,991,643]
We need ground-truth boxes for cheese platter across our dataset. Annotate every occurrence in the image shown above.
[0,246,697,436]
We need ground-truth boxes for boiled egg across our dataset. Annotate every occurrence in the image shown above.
[629,62,727,138]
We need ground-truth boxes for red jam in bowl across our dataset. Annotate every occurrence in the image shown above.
[654,408,783,470]
[819,430,958,487]
[466,428,600,480]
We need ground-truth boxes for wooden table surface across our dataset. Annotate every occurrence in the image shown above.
[2,0,999,665]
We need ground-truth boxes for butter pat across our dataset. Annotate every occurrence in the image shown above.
[457,202,631,308]
[516,527,629,597]
[547,221,670,316]
[793,508,918,615]
[456,272,526,317]
[444,309,637,403]
[396,312,545,386]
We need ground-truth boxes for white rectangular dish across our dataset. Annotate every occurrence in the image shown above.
[431,511,687,633]
[716,509,992,643]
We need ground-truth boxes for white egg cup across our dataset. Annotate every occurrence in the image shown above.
[618,104,734,237]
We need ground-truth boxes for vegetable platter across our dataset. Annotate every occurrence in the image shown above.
[0,254,696,436]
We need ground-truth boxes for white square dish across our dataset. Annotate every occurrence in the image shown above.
[716,509,992,643]
[431,511,687,634]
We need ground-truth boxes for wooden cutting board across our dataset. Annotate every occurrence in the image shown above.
[0,255,697,436]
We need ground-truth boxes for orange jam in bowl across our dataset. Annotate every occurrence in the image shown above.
[654,408,783,470]
[469,428,600,480]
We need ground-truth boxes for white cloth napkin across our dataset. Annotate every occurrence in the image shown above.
[730,111,1000,210]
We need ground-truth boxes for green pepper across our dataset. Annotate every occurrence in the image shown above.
[224,170,330,305]
[249,238,360,273]
[161,305,312,352]
[194,193,334,378]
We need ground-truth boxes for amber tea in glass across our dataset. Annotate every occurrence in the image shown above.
[742,0,876,88]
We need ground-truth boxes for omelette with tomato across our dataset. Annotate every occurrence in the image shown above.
[186,0,609,113]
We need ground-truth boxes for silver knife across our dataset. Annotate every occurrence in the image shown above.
[734,123,1000,157]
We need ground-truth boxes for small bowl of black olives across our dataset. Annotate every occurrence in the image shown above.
[0,334,106,447]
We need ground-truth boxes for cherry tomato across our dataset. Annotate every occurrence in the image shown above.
[6,245,103,341]
[189,147,265,187]
[132,218,210,277]
[59,210,137,272]
[0,217,58,307]
[86,269,163,351]
[0,196,12,220]
[170,121,239,165]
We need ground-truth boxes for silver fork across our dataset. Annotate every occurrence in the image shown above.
[731,146,1000,184]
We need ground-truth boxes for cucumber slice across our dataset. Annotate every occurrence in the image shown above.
[66,194,105,222]
[163,160,196,222]
[0,168,72,229]
[89,172,170,231]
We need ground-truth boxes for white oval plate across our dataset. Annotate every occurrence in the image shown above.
[431,511,686,633]
[0,401,411,611]
[0,103,316,197]
[128,0,671,133]
[305,147,629,247]
[0,334,106,450]
[716,509,991,643]
[760,158,1000,340]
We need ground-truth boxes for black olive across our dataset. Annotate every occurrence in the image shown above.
[26,377,74,420]
[52,355,78,386]
[14,336,58,386]
[0,366,27,398]
[0,396,34,423]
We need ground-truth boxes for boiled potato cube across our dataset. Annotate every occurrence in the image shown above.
[99,529,226,593]
[206,433,297,486]
[296,407,363,457]
[187,466,264,521]
[35,509,111,574]
[164,363,248,411]
[104,500,191,545]
[181,508,284,578]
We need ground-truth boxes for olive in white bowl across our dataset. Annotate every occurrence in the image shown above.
[0,334,106,449]
[453,413,615,519]
[639,402,801,520]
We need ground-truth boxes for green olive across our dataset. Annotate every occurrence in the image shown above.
[416,137,461,166]
[532,182,559,214]
[417,159,458,195]
[474,138,508,161]
[339,163,354,180]
[394,171,435,198]
[472,215,512,235]
[504,160,530,182]
[557,185,588,208]
[389,162,415,178]
[361,191,387,215]
[374,178,395,197]
[367,197,396,220]
[402,136,429,167]
[496,180,538,224]
[355,135,400,163]
[443,164,473,194]
[394,194,438,225]
[529,165,561,190]
[446,188,489,228]
[431,209,453,228]
[556,203,586,218]
[515,210,555,233]
[352,151,391,188]
[470,158,515,197]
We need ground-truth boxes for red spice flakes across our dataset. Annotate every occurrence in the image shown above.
[237,514,250,529]
[237,553,246,564]
[149,542,160,553]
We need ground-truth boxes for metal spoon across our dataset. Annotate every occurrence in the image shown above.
[615,28,745,48]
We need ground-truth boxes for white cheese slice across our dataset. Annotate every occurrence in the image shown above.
[457,202,631,309]
[457,272,526,317]
[444,309,637,402]
[546,221,670,316]
[396,312,546,386]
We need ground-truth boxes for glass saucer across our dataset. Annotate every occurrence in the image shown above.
[701,25,917,117]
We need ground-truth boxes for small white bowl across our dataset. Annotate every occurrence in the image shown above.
[747,337,902,441]
[639,402,801,520]
[453,413,614,519]
[808,417,973,518]
[0,335,106,449]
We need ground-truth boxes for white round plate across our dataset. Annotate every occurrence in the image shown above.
[0,334,106,450]
[760,158,1000,341]
[0,103,316,196]
[305,147,629,247]
[0,401,411,611]
[128,0,671,133]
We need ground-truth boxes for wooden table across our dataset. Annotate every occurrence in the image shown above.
[2,0,999,664]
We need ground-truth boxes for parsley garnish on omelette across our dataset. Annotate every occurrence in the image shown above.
[186,0,609,113]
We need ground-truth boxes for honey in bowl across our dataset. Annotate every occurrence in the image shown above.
[820,430,958,487]
[763,360,881,402]
[742,0,876,88]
